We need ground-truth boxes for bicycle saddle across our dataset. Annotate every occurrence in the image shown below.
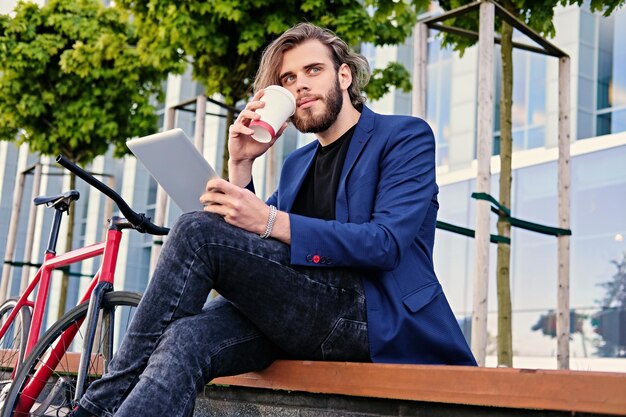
[34,190,80,211]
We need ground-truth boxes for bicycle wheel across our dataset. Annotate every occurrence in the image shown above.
[0,299,32,383]
[1,291,141,417]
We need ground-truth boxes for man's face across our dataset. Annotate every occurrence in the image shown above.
[278,40,344,133]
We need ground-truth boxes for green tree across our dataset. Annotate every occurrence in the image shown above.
[599,252,626,309]
[0,0,179,317]
[114,0,426,177]
[437,0,624,367]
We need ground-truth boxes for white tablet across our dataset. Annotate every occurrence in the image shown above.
[127,128,219,213]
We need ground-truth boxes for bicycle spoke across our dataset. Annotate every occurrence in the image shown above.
[0,299,31,393]
[2,292,141,417]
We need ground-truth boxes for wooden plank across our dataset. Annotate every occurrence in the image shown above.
[194,95,207,153]
[20,162,42,293]
[491,0,567,57]
[428,23,562,57]
[214,361,626,416]
[557,56,572,370]
[149,106,176,275]
[411,22,427,119]
[0,146,28,302]
[3,350,623,415]
[0,350,103,375]
[419,0,482,25]
[471,0,495,367]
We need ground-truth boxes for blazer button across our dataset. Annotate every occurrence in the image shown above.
[312,255,321,264]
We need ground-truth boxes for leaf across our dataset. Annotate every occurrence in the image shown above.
[0,0,172,165]
[364,62,411,101]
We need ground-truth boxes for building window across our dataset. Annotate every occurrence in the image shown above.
[596,7,626,136]
[426,31,452,166]
[493,35,547,154]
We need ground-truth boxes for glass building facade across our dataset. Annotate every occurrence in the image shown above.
[0,1,624,370]
[421,4,626,369]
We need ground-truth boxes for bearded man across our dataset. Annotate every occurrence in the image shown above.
[70,23,476,417]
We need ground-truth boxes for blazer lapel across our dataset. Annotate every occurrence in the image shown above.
[335,106,375,222]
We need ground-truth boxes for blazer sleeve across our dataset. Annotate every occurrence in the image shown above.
[288,117,437,270]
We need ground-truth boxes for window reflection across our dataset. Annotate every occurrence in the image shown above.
[596,7,626,136]
[425,31,452,166]
[436,145,626,359]
[493,37,547,153]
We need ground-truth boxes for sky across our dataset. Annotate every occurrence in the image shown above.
[1,0,45,16]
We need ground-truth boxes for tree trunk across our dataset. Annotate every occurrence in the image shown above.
[496,17,514,367]
[56,172,76,320]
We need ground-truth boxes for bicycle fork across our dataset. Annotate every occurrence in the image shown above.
[73,281,114,403]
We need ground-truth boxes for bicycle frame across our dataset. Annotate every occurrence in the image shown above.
[0,227,122,359]
[1,156,168,416]
[1,225,123,414]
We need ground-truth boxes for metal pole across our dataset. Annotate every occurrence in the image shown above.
[471,0,495,367]
[150,107,176,275]
[557,56,571,370]
[412,22,428,118]
[0,148,28,302]
[20,162,43,293]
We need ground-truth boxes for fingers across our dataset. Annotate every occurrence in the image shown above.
[235,108,261,127]
[229,122,254,138]
[201,178,241,205]
[233,90,266,127]
[200,191,228,207]
[205,177,233,192]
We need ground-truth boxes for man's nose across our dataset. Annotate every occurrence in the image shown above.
[295,74,310,93]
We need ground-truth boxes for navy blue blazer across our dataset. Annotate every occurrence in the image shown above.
[265,106,476,365]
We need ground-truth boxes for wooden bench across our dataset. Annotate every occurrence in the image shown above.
[3,351,625,415]
[213,360,626,416]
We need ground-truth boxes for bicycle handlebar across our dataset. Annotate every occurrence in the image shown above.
[56,155,169,236]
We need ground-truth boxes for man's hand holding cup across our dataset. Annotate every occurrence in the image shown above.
[248,85,296,143]
[228,86,296,163]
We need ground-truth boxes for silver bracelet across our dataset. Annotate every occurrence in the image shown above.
[260,205,277,239]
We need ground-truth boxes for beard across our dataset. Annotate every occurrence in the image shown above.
[291,78,343,133]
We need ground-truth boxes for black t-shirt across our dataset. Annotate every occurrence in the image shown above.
[291,125,356,220]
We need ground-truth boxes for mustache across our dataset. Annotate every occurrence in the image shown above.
[296,94,323,105]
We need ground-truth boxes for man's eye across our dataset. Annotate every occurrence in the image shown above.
[310,67,321,74]
[282,75,296,85]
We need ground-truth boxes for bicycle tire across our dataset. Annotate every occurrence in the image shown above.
[0,299,32,382]
[1,291,141,417]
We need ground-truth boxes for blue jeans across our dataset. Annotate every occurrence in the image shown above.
[80,212,370,417]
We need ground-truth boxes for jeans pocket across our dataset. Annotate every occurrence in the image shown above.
[321,318,369,361]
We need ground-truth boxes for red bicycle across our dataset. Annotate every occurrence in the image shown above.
[0,155,168,416]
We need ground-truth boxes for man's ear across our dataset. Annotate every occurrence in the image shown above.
[338,63,353,90]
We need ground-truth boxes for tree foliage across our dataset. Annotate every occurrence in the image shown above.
[437,0,625,56]
[113,0,431,107]
[0,0,181,165]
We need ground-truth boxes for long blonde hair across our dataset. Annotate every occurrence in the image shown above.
[253,23,370,109]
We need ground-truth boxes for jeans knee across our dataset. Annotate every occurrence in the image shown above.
[165,212,226,251]
[173,211,220,235]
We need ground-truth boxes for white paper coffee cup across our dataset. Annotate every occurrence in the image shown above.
[249,85,296,143]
